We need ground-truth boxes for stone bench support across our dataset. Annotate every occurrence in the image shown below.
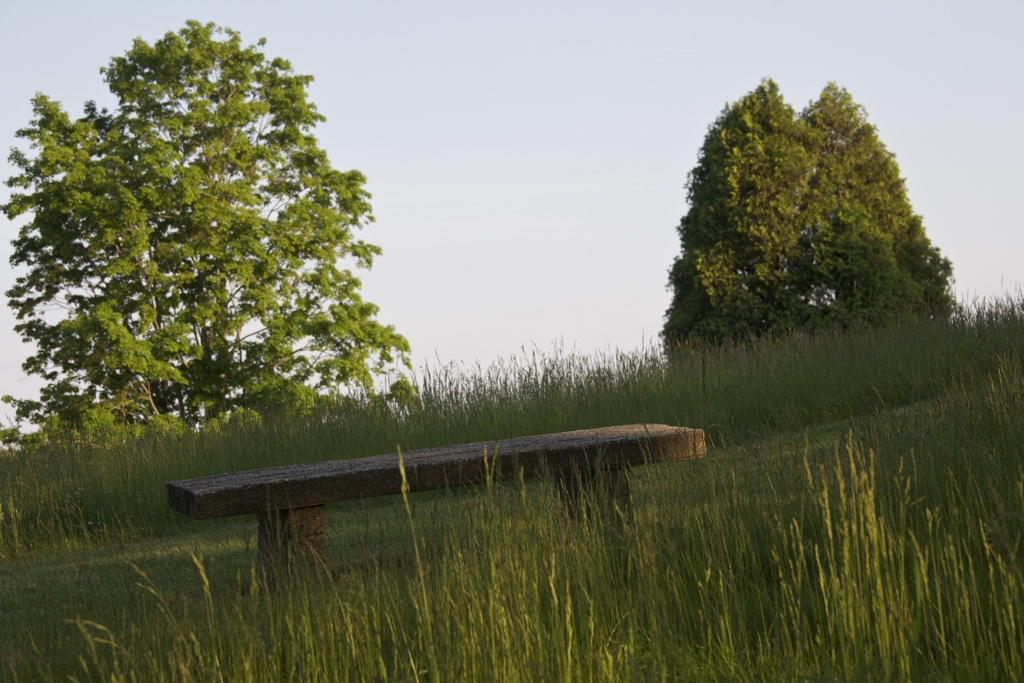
[256,506,327,579]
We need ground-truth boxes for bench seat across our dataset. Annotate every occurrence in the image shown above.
[166,423,704,580]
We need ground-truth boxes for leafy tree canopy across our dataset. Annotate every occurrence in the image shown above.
[663,79,954,344]
[3,21,411,438]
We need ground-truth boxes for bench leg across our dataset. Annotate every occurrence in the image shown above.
[257,506,327,583]
[557,467,632,524]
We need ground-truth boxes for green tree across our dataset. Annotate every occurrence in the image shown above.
[663,79,953,344]
[795,83,954,324]
[664,80,811,342]
[3,21,411,436]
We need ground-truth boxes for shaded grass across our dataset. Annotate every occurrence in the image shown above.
[21,392,1023,681]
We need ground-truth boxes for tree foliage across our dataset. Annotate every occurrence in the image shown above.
[663,79,954,344]
[3,21,411,435]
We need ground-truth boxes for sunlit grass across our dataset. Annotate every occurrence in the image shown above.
[1,294,1022,680]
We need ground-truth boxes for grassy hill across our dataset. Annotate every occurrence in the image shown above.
[2,296,1022,681]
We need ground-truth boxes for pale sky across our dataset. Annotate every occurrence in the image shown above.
[1,1,1021,412]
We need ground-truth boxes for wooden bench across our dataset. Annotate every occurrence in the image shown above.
[167,424,705,580]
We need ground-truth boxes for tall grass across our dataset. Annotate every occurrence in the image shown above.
[47,351,1024,681]
[2,296,1020,562]
[2,294,1023,680]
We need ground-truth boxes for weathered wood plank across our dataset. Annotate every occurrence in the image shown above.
[167,424,704,520]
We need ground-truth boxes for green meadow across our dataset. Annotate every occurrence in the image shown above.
[1,296,1022,682]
